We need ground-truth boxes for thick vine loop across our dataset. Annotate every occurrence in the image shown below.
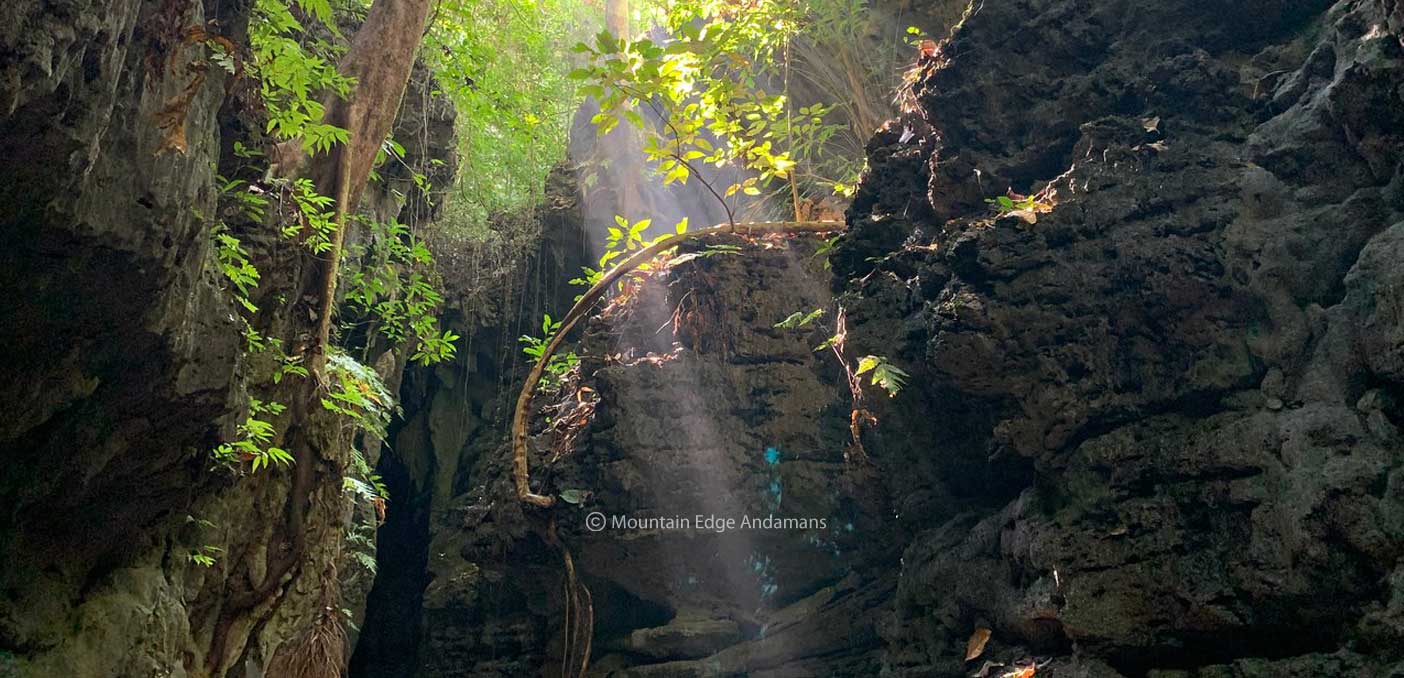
[511,220,843,507]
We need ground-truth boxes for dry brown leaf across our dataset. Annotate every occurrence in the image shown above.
[965,627,992,661]
[1004,209,1038,225]
[1142,115,1161,133]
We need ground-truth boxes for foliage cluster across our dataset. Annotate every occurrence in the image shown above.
[343,217,462,366]
[199,0,460,498]
[774,307,907,397]
[249,0,355,153]
[519,313,581,390]
[568,0,924,215]
[212,398,295,471]
[423,0,602,234]
[569,13,811,219]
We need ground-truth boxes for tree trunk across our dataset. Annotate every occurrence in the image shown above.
[207,1,436,672]
[306,0,435,376]
[606,0,629,41]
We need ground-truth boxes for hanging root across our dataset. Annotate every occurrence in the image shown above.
[826,306,875,462]
[511,220,843,507]
[548,521,594,678]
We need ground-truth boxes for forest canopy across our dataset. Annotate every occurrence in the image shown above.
[247,0,932,240]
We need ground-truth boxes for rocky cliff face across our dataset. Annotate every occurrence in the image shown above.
[836,0,1404,674]
[5,0,1402,676]
[0,1,455,675]
[0,0,255,673]
[385,235,900,677]
[347,165,590,677]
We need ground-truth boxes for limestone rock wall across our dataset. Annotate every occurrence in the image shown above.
[0,1,456,675]
[836,0,1404,674]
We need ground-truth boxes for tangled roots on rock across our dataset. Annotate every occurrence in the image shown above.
[266,563,347,678]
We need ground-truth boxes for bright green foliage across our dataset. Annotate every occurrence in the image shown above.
[249,0,354,153]
[520,314,580,389]
[343,449,385,580]
[209,176,269,314]
[213,226,260,313]
[603,215,653,266]
[344,448,390,503]
[202,0,467,477]
[856,355,908,397]
[221,171,271,223]
[271,343,311,384]
[569,8,803,207]
[188,544,223,567]
[343,217,460,366]
[569,0,860,210]
[786,0,914,188]
[345,528,379,578]
[320,350,399,438]
[987,195,1042,214]
[423,0,601,231]
[184,515,222,567]
[569,216,684,292]
[812,234,840,270]
[778,103,845,190]
[278,177,340,253]
[775,306,908,398]
[368,138,434,192]
[774,308,825,329]
[985,193,1055,223]
[411,325,461,367]
[213,398,295,472]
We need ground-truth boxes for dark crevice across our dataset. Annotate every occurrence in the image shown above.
[348,441,432,677]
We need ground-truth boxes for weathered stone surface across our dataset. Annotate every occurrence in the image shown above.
[347,164,592,678]
[623,615,741,660]
[0,1,456,675]
[836,0,1404,675]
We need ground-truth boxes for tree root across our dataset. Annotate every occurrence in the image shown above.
[511,220,843,507]
[205,384,319,675]
[548,520,593,678]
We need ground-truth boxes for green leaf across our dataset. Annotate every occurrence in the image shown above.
[558,489,589,504]
[775,308,825,329]
[664,164,690,185]
[595,30,617,54]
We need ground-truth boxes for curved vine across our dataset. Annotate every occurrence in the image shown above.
[511,219,843,507]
